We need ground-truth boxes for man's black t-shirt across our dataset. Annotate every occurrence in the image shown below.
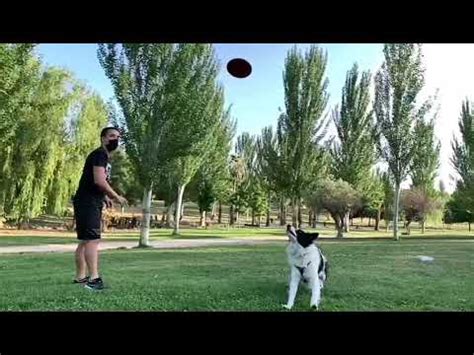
[74,147,111,204]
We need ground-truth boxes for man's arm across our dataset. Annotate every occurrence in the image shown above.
[93,166,127,205]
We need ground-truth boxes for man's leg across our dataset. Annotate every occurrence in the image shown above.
[84,239,100,280]
[75,241,88,280]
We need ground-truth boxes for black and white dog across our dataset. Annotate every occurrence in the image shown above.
[283,225,328,310]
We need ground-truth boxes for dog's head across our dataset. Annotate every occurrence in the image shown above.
[287,224,319,248]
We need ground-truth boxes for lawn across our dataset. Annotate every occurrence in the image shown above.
[0,240,473,311]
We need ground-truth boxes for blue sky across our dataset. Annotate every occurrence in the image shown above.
[37,43,474,192]
[36,43,383,137]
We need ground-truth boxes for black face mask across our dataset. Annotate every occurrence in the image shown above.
[105,139,119,152]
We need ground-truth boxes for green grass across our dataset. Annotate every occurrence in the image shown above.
[0,240,473,311]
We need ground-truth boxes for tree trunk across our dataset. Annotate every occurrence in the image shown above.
[291,198,297,227]
[266,207,270,227]
[280,198,286,226]
[180,201,185,222]
[469,222,471,232]
[165,202,174,228]
[421,220,425,234]
[393,184,401,241]
[229,205,234,226]
[297,198,303,228]
[218,201,223,224]
[375,207,381,231]
[251,210,256,225]
[139,186,152,247]
[312,209,317,228]
[335,215,344,238]
[308,209,313,227]
[173,185,186,235]
[200,210,206,227]
[343,211,350,233]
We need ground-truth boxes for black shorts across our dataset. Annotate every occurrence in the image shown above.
[73,200,103,241]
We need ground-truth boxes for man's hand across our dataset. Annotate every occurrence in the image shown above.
[105,196,113,209]
[114,195,128,206]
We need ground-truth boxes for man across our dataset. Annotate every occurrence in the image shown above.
[73,127,128,290]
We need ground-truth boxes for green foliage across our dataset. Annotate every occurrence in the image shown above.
[189,108,236,213]
[444,184,474,225]
[280,45,330,199]
[309,178,362,236]
[247,181,269,218]
[331,63,375,196]
[0,44,38,147]
[257,125,291,199]
[451,100,474,186]
[0,55,108,222]
[446,100,474,228]
[410,115,440,194]
[109,150,142,206]
[400,188,443,227]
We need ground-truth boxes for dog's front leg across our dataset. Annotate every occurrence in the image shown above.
[283,267,301,310]
[310,278,322,310]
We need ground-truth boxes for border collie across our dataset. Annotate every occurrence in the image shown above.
[283,225,328,310]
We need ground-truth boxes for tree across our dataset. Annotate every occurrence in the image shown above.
[45,90,109,217]
[281,45,330,227]
[247,180,269,226]
[363,171,385,231]
[310,179,362,238]
[330,63,375,232]
[410,116,440,194]
[448,100,474,231]
[1,68,85,224]
[99,44,174,245]
[451,99,474,186]
[401,187,442,234]
[188,108,236,227]
[0,44,39,214]
[229,154,247,225]
[0,44,37,147]
[98,44,224,242]
[257,123,292,226]
[444,188,474,231]
[374,44,433,240]
[229,133,257,225]
[109,150,142,207]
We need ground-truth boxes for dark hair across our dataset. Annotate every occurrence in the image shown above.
[100,126,120,138]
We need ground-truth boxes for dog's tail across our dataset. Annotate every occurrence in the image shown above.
[318,249,329,281]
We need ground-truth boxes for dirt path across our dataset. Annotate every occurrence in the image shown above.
[0,238,286,255]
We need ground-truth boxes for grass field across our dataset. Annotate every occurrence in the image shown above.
[1,239,473,311]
